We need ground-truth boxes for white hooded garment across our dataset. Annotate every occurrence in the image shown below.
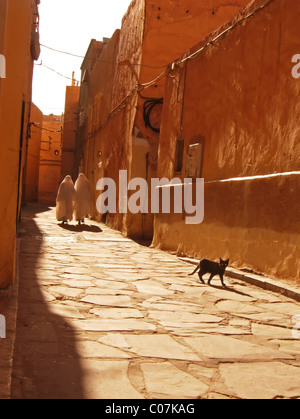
[56,176,76,222]
[74,173,92,222]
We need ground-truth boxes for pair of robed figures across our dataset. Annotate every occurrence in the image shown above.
[56,174,92,224]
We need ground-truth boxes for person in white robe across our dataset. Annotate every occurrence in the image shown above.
[74,173,93,225]
[56,175,76,224]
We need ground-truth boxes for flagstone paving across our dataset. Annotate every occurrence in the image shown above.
[11,204,300,399]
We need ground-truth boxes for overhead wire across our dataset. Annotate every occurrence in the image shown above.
[35,0,275,124]
[37,0,275,84]
[40,43,168,69]
[40,43,85,58]
[30,122,62,133]
[177,0,276,66]
[108,0,276,128]
[36,62,80,83]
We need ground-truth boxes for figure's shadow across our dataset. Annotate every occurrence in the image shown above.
[58,223,102,233]
[11,204,85,399]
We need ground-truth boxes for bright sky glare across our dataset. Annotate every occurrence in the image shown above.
[32,0,132,115]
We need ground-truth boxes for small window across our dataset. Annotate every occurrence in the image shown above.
[174,138,184,173]
[186,137,204,179]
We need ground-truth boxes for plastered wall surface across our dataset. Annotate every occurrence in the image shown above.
[155,0,300,282]
[38,115,63,204]
[79,0,251,239]
[0,0,36,289]
[61,85,80,180]
[25,103,43,202]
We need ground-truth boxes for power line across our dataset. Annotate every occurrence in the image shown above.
[40,43,85,59]
[103,0,277,122]
[34,0,275,125]
[31,122,62,133]
[38,0,274,84]
[42,64,75,81]
[177,0,276,66]
[40,43,167,69]
[34,61,79,82]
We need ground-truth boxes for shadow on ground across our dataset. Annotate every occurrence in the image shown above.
[59,223,102,233]
[208,283,254,298]
[11,204,84,399]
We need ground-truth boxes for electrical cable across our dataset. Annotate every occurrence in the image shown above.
[31,122,62,133]
[177,0,276,66]
[40,43,166,69]
[42,64,78,82]
[34,0,275,126]
[34,61,80,83]
[143,98,163,134]
[40,43,85,58]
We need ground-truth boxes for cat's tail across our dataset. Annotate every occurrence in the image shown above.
[189,264,200,275]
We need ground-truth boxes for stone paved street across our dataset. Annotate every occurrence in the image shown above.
[11,204,300,399]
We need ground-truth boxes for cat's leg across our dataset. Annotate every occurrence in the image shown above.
[198,269,206,284]
[207,274,214,286]
[219,274,226,287]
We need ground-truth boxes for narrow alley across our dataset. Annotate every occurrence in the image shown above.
[11,204,300,399]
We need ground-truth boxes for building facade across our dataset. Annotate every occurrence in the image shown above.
[76,0,250,240]
[0,0,40,290]
[154,0,300,281]
[38,114,63,204]
[61,74,80,181]
[76,0,299,282]
[25,103,43,202]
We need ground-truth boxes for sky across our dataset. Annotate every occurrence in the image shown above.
[32,0,132,115]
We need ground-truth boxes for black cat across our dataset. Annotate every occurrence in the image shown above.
[189,258,229,287]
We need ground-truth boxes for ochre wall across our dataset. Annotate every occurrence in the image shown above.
[38,115,63,204]
[108,0,146,237]
[61,85,80,180]
[0,1,7,56]
[80,31,122,226]
[133,0,251,238]
[140,0,251,96]
[154,174,300,281]
[25,103,43,202]
[181,0,300,180]
[81,0,145,234]
[154,0,300,282]
[0,0,36,289]
[79,0,251,240]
